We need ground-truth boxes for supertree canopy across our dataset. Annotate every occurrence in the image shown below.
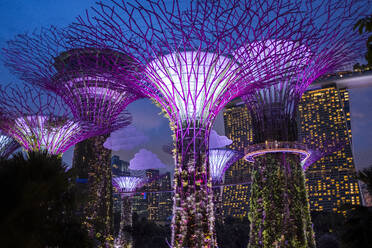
[2,27,137,245]
[3,27,141,134]
[112,173,147,248]
[234,1,370,247]
[68,1,303,246]
[0,132,20,159]
[209,148,242,183]
[0,85,100,156]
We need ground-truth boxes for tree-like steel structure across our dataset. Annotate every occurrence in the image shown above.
[3,27,139,245]
[233,1,370,247]
[112,174,147,248]
[0,85,102,156]
[68,0,314,246]
[209,148,242,223]
[0,132,20,159]
[209,149,242,183]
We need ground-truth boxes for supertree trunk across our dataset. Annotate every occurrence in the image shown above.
[213,186,224,223]
[248,153,315,248]
[172,125,216,248]
[117,196,133,248]
[73,134,113,247]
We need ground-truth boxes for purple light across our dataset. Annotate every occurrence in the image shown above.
[0,85,99,155]
[0,133,19,159]
[113,176,147,193]
[148,51,238,123]
[3,31,139,134]
[209,149,242,183]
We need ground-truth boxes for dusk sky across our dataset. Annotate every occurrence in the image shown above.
[0,0,371,171]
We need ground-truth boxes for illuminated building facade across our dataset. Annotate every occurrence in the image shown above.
[145,169,160,222]
[298,84,361,213]
[111,155,130,232]
[131,170,172,224]
[157,172,173,224]
[222,100,253,218]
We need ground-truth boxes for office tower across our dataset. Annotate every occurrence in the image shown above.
[112,155,130,177]
[222,100,253,218]
[146,169,160,222]
[158,172,173,225]
[298,84,361,213]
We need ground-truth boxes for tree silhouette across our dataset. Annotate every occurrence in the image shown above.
[0,151,92,247]
[340,206,372,248]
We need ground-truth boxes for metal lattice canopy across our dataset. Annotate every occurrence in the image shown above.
[236,0,370,143]
[112,175,147,193]
[3,27,140,134]
[67,0,282,129]
[0,84,119,155]
[64,1,334,247]
[209,148,243,183]
[0,132,20,159]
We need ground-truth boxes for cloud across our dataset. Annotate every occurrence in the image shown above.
[129,148,167,170]
[104,125,149,151]
[351,111,365,119]
[209,130,232,149]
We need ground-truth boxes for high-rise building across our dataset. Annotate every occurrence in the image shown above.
[131,169,173,224]
[111,155,130,177]
[222,83,362,217]
[158,172,173,224]
[298,84,361,213]
[222,100,253,218]
[145,169,161,221]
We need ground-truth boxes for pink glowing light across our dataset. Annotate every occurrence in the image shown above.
[113,176,147,193]
[209,149,242,182]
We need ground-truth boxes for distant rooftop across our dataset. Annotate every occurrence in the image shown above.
[310,68,372,89]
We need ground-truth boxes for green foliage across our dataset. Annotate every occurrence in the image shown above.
[0,151,92,248]
[248,153,315,248]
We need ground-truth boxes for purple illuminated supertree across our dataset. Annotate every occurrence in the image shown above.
[232,1,370,247]
[209,148,242,223]
[209,149,242,184]
[0,132,20,159]
[68,1,313,246]
[112,173,147,248]
[0,84,102,156]
[2,27,139,244]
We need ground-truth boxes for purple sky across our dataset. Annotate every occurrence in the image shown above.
[0,0,371,171]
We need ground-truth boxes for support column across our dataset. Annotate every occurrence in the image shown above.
[116,196,133,248]
[172,126,216,248]
[73,134,113,247]
[248,152,315,248]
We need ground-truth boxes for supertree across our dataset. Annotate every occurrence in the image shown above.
[0,84,104,156]
[2,27,139,244]
[0,132,20,159]
[112,173,147,248]
[233,1,370,247]
[209,149,242,183]
[68,1,314,246]
[209,148,242,223]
